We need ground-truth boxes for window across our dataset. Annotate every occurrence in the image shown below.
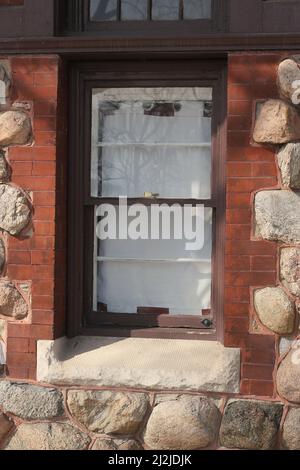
[68,60,226,340]
[58,0,225,36]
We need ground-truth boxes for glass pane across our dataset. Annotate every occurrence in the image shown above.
[90,0,117,21]
[91,87,212,199]
[96,208,212,314]
[152,0,179,20]
[183,0,212,19]
[121,0,148,20]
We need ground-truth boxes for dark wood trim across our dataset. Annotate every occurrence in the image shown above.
[68,59,226,340]
[2,33,300,55]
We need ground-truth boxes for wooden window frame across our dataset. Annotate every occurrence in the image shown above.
[57,0,227,36]
[68,59,226,341]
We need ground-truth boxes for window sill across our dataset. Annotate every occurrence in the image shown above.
[37,336,240,393]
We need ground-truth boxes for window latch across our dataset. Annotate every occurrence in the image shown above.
[144,192,159,199]
[202,319,213,328]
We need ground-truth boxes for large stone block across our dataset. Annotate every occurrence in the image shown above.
[278,58,300,103]
[0,184,31,236]
[220,400,283,450]
[0,413,13,443]
[92,439,142,450]
[277,143,300,189]
[255,190,300,243]
[67,390,149,435]
[0,381,64,420]
[5,422,90,450]
[280,248,300,297]
[143,395,221,450]
[254,287,295,335]
[277,345,300,403]
[253,100,300,144]
[0,282,28,320]
[282,407,300,450]
[0,111,32,147]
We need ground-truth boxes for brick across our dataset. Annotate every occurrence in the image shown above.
[34,221,55,236]
[33,207,55,221]
[243,348,275,365]
[34,116,57,132]
[224,333,248,348]
[6,337,29,353]
[226,240,277,256]
[225,255,250,271]
[227,177,277,192]
[13,176,56,191]
[224,303,249,316]
[251,162,278,177]
[225,287,250,302]
[30,236,55,250]
[226,209,251,225]
[7,323,31,338]
[227,131,251,147]
[228,115,252,131]
[29,339,37,354]
[226,193,251,209]
[7,250,31,265]
[228,84,252,101]
[34,72,58,87]
[30,324,53,339]
[240,379,251,395]
[228,66,252,84]
[226,224,251,240]
[249,380,274,397]
[34,100,57,116]
[32,161,56,176]
[225,317,249,334]
[34,131,56,146]
[225,271,276,287]
[8,237,31,251]
[227,162,252,177]
[32,295,54,309]
[7,265,32,279]
[7,367,29,380]
[32,310,54,325]
[32,280,54,296]
[8,146,56,161]
[6,352,36,367]
[228,100,252,116]
[251,255,277,272]
[242,363,274,381]
[33,191,56,205]
[10,162,32,176]
[227,146,275,162]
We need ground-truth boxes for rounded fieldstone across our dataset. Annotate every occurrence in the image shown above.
[0,412,13,443]
[282,408,300,449]
[143,395,221,450]
[0,111,32,147]
[0,151,10,182]
[254,287,295,335]
[255,190,300,244]
[67,390,149,435]
[0,381,64,420]
[280,248,300,297]
[253,99,300,144]
[0,238,5,273]
[278,58,300,103]
[0,184,31,236]
[277,346,300,403]
[220,400,283,450]
[0,282,28,320]
[5,422,91,450]
[277,143,300,189]
[92,439,142,451]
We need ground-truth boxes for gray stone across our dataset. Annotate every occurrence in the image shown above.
[255,190,300,244]
[254,287,295,335]
[277,346,300,402]
[0,111,32,147]
[253,99,300,144]
[277,143,300,189]
[278,58,300,103]
[0,282,28,320]
[0,238,5,273]
[220,400,283,450]
[0,413,13,442]
[0,63,11,105]
[0,381,64,420]
[279,337,294,356]
[280,248,300,297]
[5,422,90,450]
[0,151,10,182]
[143,396,221,450]
[92,439,142,451]
[282,407,300,449]
[0,184,31,235]
[67,390,149,435]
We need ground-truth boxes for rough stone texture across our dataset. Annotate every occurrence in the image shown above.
[253,99,300,144]
[0,151,10,182]
[0,381,64,420]
[0,111,32,147]
[254,287,295,335]
[0,319,6,340]
[0,63,11,105]
[277,347,300,402]
[0,413,13,443]
[92,439,142,451]
[255,190,300,244]
[5,422,90,450]
[220,400,283,450]
[0,238,5,273]
[37,336,240,393]
[143,396,221,450]
[0,184,31,236]
[0,282,28,320]
[278,58,300,103]
[277,143,300,189]
[67,390,149,435]
[280,248,300,297]
[279,337,295,356]
[282,408,300,450]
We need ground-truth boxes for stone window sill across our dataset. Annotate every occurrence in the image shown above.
[37,336,240,393]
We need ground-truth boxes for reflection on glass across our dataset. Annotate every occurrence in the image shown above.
[90,0,117,21]
[183,0,212,19]
[121,0,148,20]
[152,0,179,20]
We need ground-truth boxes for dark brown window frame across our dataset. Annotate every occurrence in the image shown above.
[68,59,226,341]
[57,0,227,36]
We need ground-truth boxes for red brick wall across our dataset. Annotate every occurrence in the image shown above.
[3,56,66,380]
